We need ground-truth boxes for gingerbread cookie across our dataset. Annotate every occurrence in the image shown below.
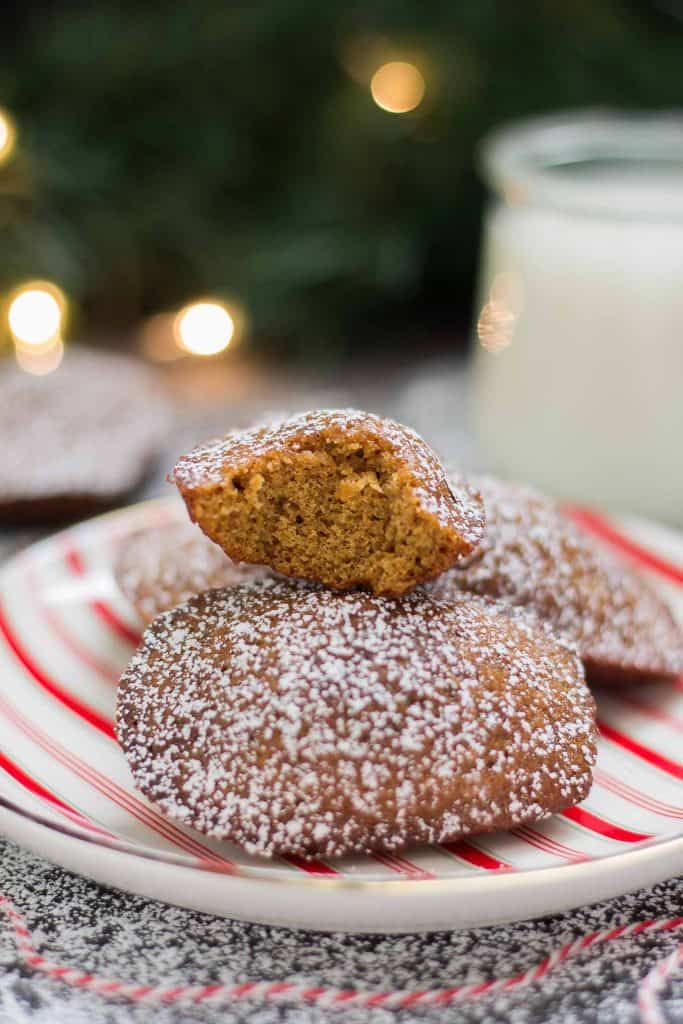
[117,579,596,860]
[0,348,170,525]
[173,410,484,596]
[430,476,683,686]
[114,521,270,624]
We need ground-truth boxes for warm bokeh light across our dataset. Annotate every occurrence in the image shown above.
[477,300,516,353]
[370,61,425,114]
[0,108,17,164]
[477,272,525,353]
[174,301,235,356]
[140,312,183,362]
[8,282,67,348]
[14,338,64,375]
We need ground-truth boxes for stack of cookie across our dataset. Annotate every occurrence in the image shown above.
[115,411,683,861]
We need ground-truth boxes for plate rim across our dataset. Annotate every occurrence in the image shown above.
[1,497,682,898]
[3,788,683,893]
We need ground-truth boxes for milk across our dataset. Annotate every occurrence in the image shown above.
[474,135,683,525]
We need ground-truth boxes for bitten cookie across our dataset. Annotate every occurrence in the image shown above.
[430,476,683,686]
[0,348,170,525]
[116,579,597,860]
[114,521,270,624]
[172,410,484,596]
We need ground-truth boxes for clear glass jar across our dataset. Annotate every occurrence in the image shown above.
[473,111,683,525]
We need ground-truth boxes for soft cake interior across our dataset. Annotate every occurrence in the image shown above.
[189,438,456,595]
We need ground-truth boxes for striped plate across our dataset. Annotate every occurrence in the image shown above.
[0,497,681,933]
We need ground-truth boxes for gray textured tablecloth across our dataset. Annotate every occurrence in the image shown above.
[1,358,681,1023]
[0,836,682,1024]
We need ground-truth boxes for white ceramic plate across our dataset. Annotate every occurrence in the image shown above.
[0,497,681,933]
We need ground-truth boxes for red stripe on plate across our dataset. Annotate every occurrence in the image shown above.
[0,750,106,834]
[0,627,341,880]
[440,841,512,871]
[370,852,436,880]
[0,601,116,740]
[0,692,346,879]
[562,805,651,843]
[279,854,340,877]
[63,543,142,647]
[565,507,683,586]
[512,827,587,863]
[598,720,683,780]
[593,768,683,819]
[0,600,236,865]
[0,692,233,869]
[37,735,233,867]
[61,539,362,878]
[0,750,74,814]
[34,585,121,686]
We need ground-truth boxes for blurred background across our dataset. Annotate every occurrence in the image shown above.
[2,0,683,360]
[1,1,682,524]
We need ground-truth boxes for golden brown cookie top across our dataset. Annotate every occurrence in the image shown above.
[173,410,480,535]
[114,522,270,624]
[172,410,485,596]
[432,476,683,685]
[117,578,596,859]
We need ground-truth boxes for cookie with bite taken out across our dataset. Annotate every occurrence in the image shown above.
[172,410,484,597]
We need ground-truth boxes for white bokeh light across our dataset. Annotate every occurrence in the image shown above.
[174,301,235,356]
[0,108,16,164]
[8,284,65,347]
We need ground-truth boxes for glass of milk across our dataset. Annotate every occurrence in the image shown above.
[473,111,683,525]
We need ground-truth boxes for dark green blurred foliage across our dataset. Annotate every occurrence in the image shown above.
[1,1,682,358]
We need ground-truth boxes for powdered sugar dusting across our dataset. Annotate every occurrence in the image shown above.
[0,347,170,502]
[117,579,596,860]
[3,837,683,1024]
[431,477,683,683]
[115,523,270,623]
[172,409,485,552]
